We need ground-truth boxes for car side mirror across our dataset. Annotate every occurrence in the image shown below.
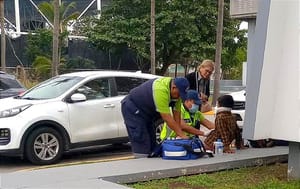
[70,93,87,102]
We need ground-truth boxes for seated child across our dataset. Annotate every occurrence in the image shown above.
[204,94,244,153]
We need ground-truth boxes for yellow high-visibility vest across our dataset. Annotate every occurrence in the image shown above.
[160,105,204,140]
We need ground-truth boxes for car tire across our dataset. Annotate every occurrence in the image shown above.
[25,127,63,165]
[153,118,164,144]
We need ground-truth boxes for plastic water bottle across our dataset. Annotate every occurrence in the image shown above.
[214,139,224,155]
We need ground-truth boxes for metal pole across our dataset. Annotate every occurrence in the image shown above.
[212,0,224,106]
[97,0,101,18]
[0,0,6,72]
[15,0,20,34]
[97,0,101,11]
[150,0,155,74]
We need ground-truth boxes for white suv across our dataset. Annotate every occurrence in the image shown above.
[0,71,159,165]
[230,89,246,128]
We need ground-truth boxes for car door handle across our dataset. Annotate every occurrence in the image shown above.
[103,104,115,108]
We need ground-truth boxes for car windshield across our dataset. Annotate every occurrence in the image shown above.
[21,76,83,99]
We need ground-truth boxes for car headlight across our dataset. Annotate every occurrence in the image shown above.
[0,104,32,118]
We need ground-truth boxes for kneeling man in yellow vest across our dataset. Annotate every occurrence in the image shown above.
[160,90,215,140]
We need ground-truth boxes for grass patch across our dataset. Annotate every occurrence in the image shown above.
[128,163,300,189]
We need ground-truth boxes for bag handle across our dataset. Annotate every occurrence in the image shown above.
[175,138,214,158]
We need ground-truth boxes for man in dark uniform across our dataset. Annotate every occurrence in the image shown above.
[121,77,190,158]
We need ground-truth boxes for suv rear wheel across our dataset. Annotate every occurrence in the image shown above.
[25,127,63,165]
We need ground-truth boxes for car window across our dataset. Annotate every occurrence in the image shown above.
[22,76,83,99]
[115,77,148,96]
[76,78,110,100]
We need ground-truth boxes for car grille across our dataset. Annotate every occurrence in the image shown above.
[0,128,10,145]
[233,101,245,110]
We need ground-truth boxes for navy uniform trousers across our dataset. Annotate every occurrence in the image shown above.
[121,96,157,156]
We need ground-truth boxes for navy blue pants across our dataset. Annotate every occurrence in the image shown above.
[121,97,156,155]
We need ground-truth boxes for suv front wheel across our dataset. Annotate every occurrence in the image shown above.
[25,127,63,165]
[153,118,164,144]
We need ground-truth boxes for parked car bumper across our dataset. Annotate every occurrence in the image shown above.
[0,116,26,151]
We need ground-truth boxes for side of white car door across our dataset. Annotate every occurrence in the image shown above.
[114,76,150,137]
[67,77,119,143]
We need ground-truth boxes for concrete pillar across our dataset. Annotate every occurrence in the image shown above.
[288,142,300,179]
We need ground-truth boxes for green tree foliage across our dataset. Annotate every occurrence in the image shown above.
[24,1,82,74]
[25,29,53,63]
[222,46,247,79]
[64,56,96,70]
[38,0,79,33]
[84,0,247,76]
[38,0,80,75]
[84,0,150,71]
[32,56,51,80]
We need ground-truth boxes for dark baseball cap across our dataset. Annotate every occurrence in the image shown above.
[174,77,189,100]
[186,90,201,105]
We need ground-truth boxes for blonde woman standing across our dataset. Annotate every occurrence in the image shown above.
[186,59,214,112]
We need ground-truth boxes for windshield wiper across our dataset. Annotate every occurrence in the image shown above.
[21,97,41,100]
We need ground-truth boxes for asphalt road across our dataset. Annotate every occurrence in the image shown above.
[0,143,133,174]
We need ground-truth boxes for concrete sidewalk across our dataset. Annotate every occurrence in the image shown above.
[0,146,288,189]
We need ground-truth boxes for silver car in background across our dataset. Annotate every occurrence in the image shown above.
[230,89,246,128]
[0,71,26,99]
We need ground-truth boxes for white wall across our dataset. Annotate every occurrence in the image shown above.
[253,0,300,142]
